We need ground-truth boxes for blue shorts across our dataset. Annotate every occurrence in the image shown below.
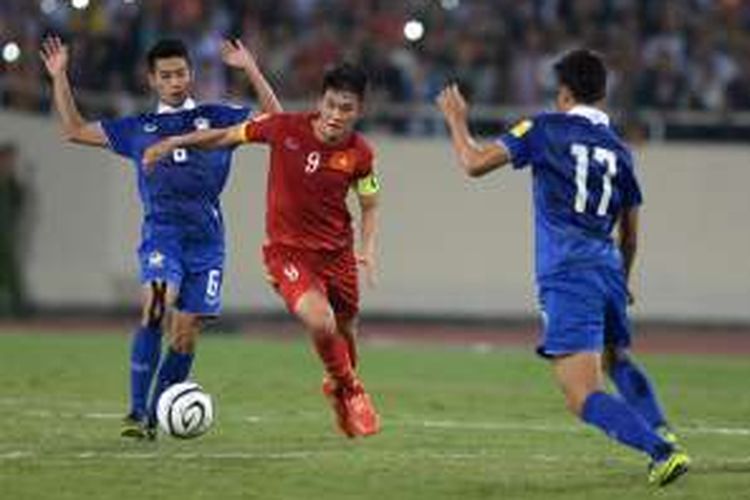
[138,238,224,317]
[536,266,632,358]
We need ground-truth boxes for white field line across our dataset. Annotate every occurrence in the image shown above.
[5,407,750,437]
[1,449,749,468]
[408,419,750,437]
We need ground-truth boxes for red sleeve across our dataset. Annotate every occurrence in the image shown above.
[242,113,284,144]
[354,136,375,179]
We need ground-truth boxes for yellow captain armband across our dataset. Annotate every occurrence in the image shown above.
[229,121,251,143]
[233,113,270,143]
[509,119,532,138]
[356,172,380,196]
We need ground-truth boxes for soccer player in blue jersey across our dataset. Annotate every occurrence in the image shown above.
[40,36,281,438]
[437,49,689,486]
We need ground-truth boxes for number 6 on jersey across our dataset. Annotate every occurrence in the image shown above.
[206,269,221,299]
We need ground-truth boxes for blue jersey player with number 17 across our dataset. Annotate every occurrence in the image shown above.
[437,49,689,487]
[40,36,281,439]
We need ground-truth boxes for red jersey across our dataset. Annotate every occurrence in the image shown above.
[242,112,375,251]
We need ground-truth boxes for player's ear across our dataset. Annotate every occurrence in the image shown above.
[147,69,158,91]
[556,85,575,111]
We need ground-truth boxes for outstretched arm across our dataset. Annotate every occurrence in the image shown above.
[221,39,282,114]
[142,123,246,169]
[40,36,108,147]
[617,206,639,304]
[356,189,379,289]
[436,84,509,177]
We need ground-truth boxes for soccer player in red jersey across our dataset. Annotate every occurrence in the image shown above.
[143,63,380,438]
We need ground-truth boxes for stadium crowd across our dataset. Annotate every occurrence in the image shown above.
[2,0,750,126]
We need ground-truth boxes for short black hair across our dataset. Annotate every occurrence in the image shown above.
[322,63,368,100]
[553,49,607,104]
[146,39,191,72]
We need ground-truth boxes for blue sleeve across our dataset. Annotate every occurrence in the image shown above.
[621,164,643,208]
[101,116,139,158]
[496,117,538,170]
[211,104,252,128]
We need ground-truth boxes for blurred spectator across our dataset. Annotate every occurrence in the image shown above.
[0,143,29,317]
[726,51,750,110]
[635,50,688,110]
[685,28,737,111]
[509,27,547,107]
[0,0,749,133]
[642,2,689,75]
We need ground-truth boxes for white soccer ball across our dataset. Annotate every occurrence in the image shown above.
[156,381,214,439]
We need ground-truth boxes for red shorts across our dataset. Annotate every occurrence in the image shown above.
[262,243,360,319]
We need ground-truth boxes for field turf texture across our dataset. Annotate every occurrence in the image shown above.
[0,329,748,499]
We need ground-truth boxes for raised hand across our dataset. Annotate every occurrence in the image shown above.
[220,39,257,71]
[39,36,69,78]
[436,84,469,123]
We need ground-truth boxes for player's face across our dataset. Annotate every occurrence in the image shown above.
[315,89,363,144]
[148,57,192,107]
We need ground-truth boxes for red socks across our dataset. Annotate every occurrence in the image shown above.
[313,332,356,388]
[343,332,358,370]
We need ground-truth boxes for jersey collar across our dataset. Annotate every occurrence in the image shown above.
[567,105,610,127]
[156,97,197,114]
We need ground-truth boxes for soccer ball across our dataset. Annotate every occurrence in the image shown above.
[156,381,214,439]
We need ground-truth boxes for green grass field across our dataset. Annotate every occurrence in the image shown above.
[0,330,748,499]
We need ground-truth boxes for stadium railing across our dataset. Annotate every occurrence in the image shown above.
[3,77,750,141]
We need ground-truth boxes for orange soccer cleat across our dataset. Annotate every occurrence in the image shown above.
[322,376,380,438]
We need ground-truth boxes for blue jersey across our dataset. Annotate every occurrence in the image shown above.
[101,103,251,249]
[498,106,642,281]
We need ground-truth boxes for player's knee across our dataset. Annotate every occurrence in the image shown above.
[296,295,336,335]
[170,326,198,354]
[557,376,598,417]
[170,315,201,354]
[141,283,169,328]
[308,313,336,336]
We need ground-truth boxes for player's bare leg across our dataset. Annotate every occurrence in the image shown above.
[169,311,202,354]
[553,352,604,416]
[553,352,688,486]
[295,290,379,437]
[122,281,172,439]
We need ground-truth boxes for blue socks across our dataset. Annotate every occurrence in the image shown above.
[609,356,667,430]
[582,391,672,461]
[129,325,163,419]
[148,347,195,425]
